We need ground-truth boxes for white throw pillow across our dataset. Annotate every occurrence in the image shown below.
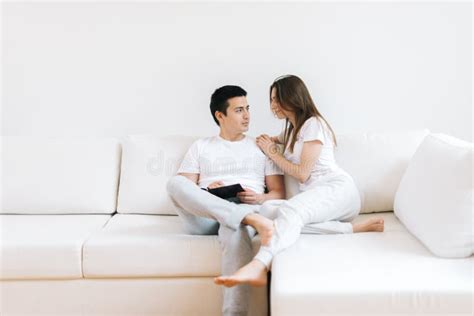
[394,133,473,258]
[335,130,429,213]
[117,135,197,215]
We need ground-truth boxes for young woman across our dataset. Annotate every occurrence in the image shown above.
[215,75,384,287]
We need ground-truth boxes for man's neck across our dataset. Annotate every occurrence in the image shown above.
[219,130,245,142]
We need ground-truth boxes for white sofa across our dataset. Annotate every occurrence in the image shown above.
[1,131,472,316]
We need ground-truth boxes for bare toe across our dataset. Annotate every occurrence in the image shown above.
[353,217,386,233]
[223,278,238,288]
[215,260,268,288]
[214,277,226,285]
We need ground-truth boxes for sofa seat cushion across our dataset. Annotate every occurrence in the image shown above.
[271,213,473,316]
[83,214,261,278]
[0,215,111,280]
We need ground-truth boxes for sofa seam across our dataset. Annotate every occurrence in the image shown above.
[80,215,115,279]
[113,139,123,213]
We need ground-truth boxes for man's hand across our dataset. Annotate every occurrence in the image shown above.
[207,181,225,189]
[237,188,263,205]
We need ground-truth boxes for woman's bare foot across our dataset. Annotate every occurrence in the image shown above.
[242,213,274,246]
[352,218,385,233]
[214,260,268,288]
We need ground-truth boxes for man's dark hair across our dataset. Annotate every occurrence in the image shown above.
[210,85,247,126]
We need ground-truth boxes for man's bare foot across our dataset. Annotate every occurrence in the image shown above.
[242,213,274,246]
[352,218,384,233]
[214,260,268,288]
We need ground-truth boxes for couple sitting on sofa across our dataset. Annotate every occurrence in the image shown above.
[167,75,385,316]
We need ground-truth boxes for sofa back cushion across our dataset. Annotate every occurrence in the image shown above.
[394,134,473,258]
[2,137,121,214]
[116,135,196,215]
[335,130,429,213]
[286,130,429,213]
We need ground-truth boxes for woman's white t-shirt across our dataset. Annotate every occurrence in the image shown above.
[278,116,345,191]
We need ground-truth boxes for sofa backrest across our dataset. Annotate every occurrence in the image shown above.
[2,136,121,214]
[284,130,429,213]
[336,130,429,213]
[116,135,196,215]
[117,130,428,215]
[2,131,428,215]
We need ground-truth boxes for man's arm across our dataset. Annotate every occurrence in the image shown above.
[177,172,199,185]
[236,174,285,205]
[262,174,286,202]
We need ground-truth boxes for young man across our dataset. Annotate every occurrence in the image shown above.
[166,85,285,316]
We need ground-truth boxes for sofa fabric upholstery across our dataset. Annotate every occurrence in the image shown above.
[0,214,111,279]
[2,137,121,214]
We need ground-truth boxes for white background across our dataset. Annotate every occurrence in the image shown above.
[2,2,472,141]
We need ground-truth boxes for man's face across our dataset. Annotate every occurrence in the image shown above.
[217,96,250,134]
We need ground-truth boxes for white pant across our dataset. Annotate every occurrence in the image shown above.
[259,201,355,235]
[255,172,361,269]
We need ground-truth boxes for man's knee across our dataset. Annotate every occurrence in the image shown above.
[166,175,187,195]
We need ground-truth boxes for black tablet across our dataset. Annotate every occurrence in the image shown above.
[207,183,245,200]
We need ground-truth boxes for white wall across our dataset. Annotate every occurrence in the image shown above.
[2,2,472,141]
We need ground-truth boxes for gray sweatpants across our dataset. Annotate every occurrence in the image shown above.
[166,175,259,316]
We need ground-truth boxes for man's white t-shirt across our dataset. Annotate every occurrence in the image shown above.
[278,116,346,191]
[177,135,282,194]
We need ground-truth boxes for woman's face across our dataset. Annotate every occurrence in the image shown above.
[270,88,289,120]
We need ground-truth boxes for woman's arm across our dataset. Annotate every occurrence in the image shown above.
[257,136,322,184]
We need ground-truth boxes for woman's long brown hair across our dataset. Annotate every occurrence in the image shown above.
[270,75,337,153]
